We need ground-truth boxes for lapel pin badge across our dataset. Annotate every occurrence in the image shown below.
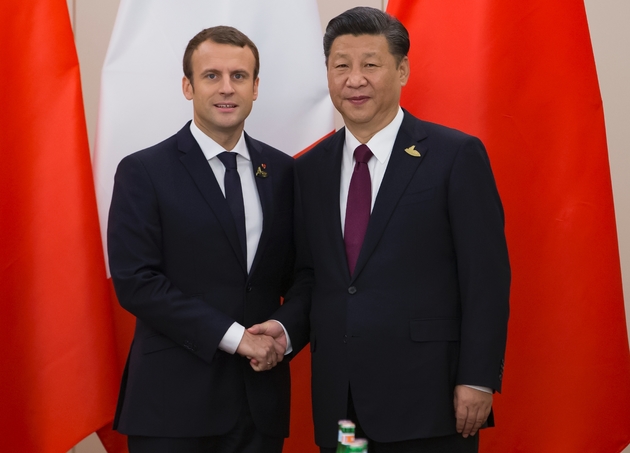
[255,163,268,178]
[405,145,421,157]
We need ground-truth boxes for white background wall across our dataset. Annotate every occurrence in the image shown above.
[66,0,630,451]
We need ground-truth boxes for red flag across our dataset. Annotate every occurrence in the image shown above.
[386,0,630,451]
[0,1,121,451]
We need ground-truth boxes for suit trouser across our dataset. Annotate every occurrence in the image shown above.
[127,400,284,453]
[320,434,477,453]
[320,389,479,453]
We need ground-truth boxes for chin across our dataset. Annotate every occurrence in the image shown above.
[346,114,373,125]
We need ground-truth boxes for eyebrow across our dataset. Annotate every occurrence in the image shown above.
[200,68,251,77]
[333,51,379,59]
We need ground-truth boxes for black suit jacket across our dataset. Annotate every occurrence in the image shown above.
[108,122,294,438]
[275,111,510,447]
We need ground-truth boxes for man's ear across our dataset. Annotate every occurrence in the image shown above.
[252,76,260,101]
[398,56,410,87]
[182,76,194,99]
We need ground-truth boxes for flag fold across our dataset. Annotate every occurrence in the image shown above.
[0,1,120,452]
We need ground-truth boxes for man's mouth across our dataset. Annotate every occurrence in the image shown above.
[347,96,369,105]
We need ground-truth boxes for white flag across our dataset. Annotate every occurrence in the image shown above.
[93,0,335,261]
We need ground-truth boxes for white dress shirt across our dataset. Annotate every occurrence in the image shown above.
[190,121,262,354]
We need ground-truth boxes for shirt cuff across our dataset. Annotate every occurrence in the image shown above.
[270,320,292,355]
[218,322,245,354]
[464,385,492,394]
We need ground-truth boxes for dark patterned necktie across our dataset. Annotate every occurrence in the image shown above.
[217,152,247,262]
[344,144,373,275]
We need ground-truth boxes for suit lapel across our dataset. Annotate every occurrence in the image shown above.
[177,124,248,273]
[318,129,351,280]
[351,112,429,281]
[246,134,273,276]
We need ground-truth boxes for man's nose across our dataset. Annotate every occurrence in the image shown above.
[219,77,235,94]
[346,67,367,87]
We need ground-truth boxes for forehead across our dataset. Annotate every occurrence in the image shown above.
[191,40,256,71]
[329,34,391,58]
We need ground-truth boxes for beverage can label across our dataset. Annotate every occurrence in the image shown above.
[341,433,355,445]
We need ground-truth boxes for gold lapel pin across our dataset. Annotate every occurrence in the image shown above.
[405,145,421,157]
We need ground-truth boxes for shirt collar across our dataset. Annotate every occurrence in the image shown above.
[189,121,250,161]
[344,107,404,163]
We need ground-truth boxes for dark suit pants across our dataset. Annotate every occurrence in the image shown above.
[320,434,477,453]
[320,390,479,453]
[127,402,284,453]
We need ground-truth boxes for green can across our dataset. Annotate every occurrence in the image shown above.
[348,438,368,453]
[335,420,356,453]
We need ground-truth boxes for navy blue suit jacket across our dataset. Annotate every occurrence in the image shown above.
[275,111,510,447]
[108,122,294,438]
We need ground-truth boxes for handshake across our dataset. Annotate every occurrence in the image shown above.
[235,321,287,372]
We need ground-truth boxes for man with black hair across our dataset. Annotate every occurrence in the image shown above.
[252,7,510,453]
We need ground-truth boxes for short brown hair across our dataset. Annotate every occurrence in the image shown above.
[183,26,260,85]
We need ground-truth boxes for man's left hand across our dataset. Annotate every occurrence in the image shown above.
[454,385,492,438]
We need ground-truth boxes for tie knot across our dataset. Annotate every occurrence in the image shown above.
[354,144,373,164]
[217,151,237,170]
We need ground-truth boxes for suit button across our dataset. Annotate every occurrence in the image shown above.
[343,335,348,344]
[246,284,252,292]
[348,286,357,294]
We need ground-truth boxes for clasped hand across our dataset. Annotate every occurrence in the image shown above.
[236,321,287,371]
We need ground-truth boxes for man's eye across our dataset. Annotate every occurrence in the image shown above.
[206,73,216,79]
[234,74,244,80]
[336,64,348,69]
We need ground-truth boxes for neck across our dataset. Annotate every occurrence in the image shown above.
[194,119,243,150]
[344,107,399,144]
[345,125,378,144]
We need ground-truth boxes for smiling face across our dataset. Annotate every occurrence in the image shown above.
[327,34,409,143]
[182,39,259,148]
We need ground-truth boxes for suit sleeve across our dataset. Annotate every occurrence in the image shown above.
[272,163,312,357]
[107,154,235,364]
[448,137,510,392]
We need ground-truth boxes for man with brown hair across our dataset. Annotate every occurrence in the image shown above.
[108,26,294,453]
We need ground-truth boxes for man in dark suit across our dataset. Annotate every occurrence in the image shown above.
[250,7,510,453]
[107,26,294,453]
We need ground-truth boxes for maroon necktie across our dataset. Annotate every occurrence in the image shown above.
[344,144,373,275]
